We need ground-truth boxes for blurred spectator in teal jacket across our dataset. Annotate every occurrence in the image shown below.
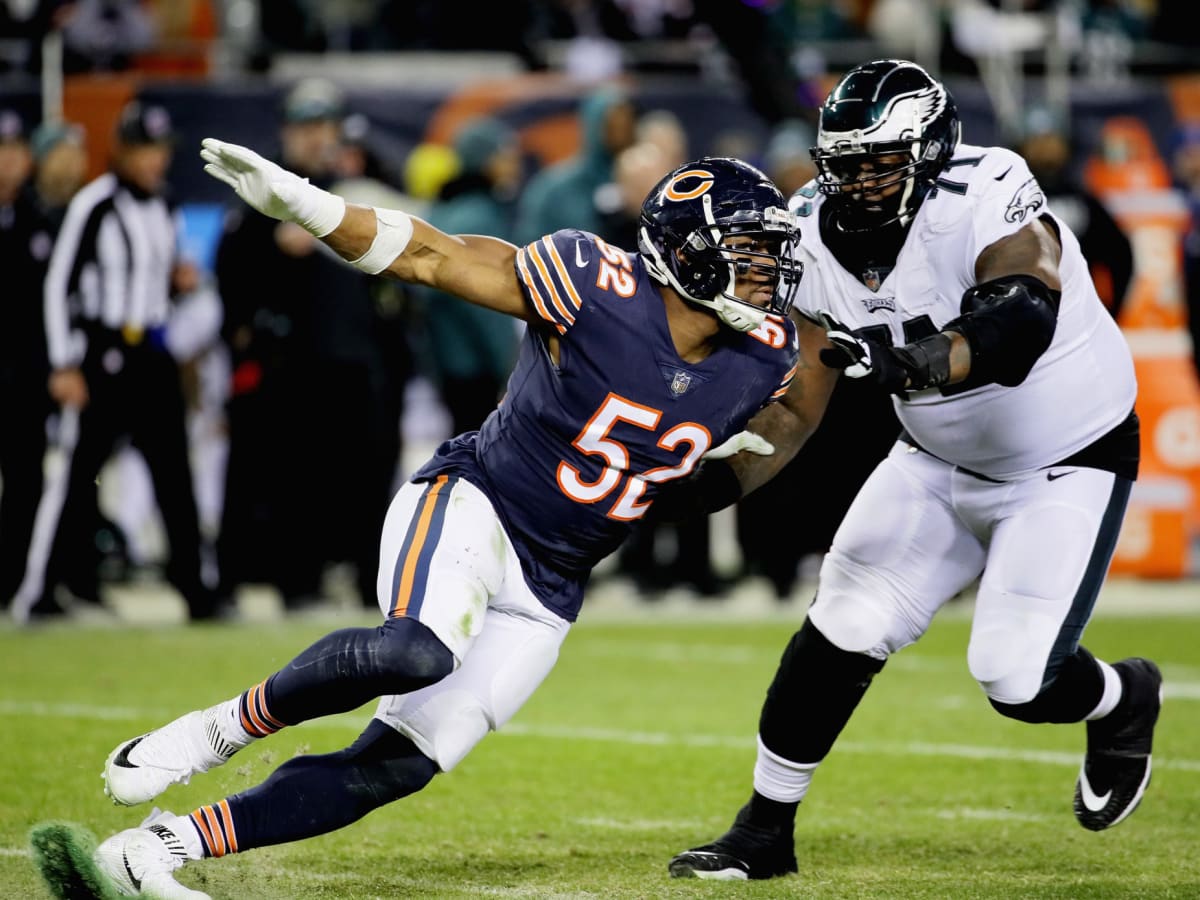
[515,84,636,244]
[422,117,525,433]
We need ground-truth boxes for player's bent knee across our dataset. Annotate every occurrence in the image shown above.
[378,616,456,686]
[988,647,1104,724]
[811,554,904,656]
[809,596,893,657]
[968,630,1044,706]
[343,719,438,805]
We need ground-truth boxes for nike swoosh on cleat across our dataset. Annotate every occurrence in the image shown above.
[112,737,145,768]
[1078,770,1112,812]
[122,849,142,890]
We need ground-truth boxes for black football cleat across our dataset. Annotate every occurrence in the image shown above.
[1074,657,1163,831]
[668,803,797,880]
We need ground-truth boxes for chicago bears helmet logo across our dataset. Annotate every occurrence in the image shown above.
[664,169,715,201]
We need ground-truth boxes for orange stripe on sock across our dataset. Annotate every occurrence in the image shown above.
[391,476,447,617]
[255,683,286,731]
[245,684,273,737]
[190,809,217,856]
[239,704,258,737]
[201,806,226,857]
[218,799,238,854]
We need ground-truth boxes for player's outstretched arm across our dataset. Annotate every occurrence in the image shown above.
[200,138,528,319]
[730,314,840,495]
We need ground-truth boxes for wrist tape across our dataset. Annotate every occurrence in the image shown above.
[350,207,415,274]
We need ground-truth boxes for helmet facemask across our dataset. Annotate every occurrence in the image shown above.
[640,197,802,332]
[812,138,948,231]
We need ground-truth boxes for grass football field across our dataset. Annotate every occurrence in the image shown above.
[1,592,1197,899]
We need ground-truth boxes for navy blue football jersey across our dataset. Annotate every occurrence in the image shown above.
[412,229,797,620]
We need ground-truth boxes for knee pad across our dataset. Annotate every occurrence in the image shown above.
[968,602,1064,705]
[969,637,1044,706]
[989,646,1104,724]
[809,556,898,656]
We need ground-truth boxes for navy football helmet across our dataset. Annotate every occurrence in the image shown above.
[638,157,802,332]
[810,59,960,231]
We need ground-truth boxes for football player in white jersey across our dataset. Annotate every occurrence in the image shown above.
[666,59,1162,880]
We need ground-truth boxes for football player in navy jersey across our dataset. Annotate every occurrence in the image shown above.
[40,143,842,899]
[666,59,1163,881]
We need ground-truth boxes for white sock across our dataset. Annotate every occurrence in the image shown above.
[753,735,820,803]
[163,813,205,860]
[209,696,259,752]
[1086,660,1124,720]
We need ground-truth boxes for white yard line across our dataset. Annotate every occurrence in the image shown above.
[2,699,1198,772]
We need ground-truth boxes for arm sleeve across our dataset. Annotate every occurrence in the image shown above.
[43,191,100,369]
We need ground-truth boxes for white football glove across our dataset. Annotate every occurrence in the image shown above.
[704,430,776,460]
[200,138,345,237]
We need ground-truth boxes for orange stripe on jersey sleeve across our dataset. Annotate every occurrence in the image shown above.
[542,236,583,311]
[515,248,566,333]
[771,363,798,399]
[391,476,448,617]
[527,240,576,325]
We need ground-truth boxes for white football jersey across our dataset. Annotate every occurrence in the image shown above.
[790,142,1137,480]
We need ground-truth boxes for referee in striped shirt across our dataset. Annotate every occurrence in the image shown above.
[15,100,218,622]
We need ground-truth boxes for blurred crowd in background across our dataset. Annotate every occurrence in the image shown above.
[2,0,1200,624]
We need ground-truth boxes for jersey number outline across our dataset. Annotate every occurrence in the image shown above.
[557,392,711,521]
[594,237,636,297]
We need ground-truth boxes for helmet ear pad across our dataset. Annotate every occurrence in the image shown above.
[673,231,729,302]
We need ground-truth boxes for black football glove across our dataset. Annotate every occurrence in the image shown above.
[817,312,951,395]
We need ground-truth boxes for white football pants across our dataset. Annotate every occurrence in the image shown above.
[809,440,1130,704]
[370,475,570,772]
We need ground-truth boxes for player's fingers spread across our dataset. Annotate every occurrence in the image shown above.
[225,144,264,169]
[203,164,238,189]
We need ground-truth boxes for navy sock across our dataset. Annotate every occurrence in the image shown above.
[261,616,455,727]
[191,720,437,855]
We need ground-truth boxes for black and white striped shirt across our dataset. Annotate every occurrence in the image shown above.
[43,172,176,369]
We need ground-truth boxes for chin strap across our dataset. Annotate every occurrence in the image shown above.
[714,294,766,332]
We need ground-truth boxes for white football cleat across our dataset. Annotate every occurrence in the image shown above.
[104,709,238,806]
[95,808,209,899]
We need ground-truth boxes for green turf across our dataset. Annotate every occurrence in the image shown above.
[28,822,122,900]
[2,609,1197,898]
